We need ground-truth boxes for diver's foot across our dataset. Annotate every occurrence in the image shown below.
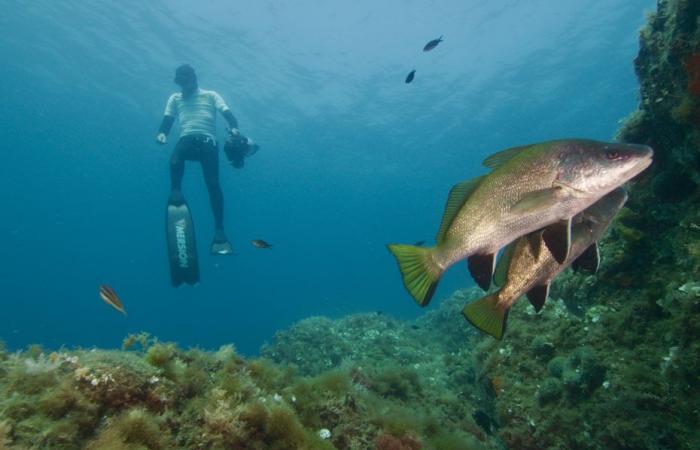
[210,230,234,255]
[169,189,185,206]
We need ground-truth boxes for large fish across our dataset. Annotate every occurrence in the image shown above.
[387,139,652,306]
[463,188,628,339]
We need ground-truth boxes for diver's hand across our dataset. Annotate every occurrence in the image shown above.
[228,128,241,138]
[156,133,167,145]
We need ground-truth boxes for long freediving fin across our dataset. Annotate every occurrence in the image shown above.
[166,198,200,287]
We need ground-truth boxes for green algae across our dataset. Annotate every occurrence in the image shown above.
[0,308,498,449]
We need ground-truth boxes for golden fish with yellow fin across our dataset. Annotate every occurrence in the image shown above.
[463,188,628,339]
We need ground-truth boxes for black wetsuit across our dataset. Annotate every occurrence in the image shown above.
[158,87,238,233]
[169,134,223,230]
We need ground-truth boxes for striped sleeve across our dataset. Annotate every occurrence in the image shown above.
[164,93,178,116]
[212,91,230,113]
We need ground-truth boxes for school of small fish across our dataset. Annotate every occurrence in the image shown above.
[405,36,444,84]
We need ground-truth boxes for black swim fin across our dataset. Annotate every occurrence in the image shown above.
[166,196,200,287]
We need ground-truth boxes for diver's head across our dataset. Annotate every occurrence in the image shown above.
[174,64,198,95]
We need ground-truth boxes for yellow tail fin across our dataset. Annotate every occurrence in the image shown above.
[462,295,509,339]
[387,244,442,306]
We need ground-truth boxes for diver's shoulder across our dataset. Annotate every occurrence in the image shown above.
[199,88,222,97]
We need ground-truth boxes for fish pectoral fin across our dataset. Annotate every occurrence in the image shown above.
[493,243,517,287]
[526,283,550,312]
[571,242,600,273]
[468,253,497,291]
[436,176,485,244]
[510,187,567,215]
[463,295,509,340]
[542,218,572,264]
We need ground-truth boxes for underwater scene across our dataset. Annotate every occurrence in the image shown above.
[1,0,700,448]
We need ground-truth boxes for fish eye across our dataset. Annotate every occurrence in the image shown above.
[605,150,621,160]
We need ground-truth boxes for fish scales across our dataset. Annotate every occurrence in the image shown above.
[436,144,564,268]
[463,188,628,338]
[500,189,626,308]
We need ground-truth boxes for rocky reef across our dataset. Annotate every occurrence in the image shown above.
[0,296,496,450]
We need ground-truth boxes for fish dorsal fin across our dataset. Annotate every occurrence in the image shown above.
[493,241,517,287]
[436,176,484,244]
[482,144,532,170]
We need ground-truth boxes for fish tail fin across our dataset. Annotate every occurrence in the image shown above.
[387,244,442,306]
[462,294,509,339]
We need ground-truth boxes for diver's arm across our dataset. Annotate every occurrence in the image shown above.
[213,91,239,134]
[222,110,239,134]
[156,115,175,144]
[159,115,175,135]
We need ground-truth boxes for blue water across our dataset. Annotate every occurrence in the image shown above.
[0,0,654,355]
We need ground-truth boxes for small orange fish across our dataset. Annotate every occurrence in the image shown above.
[99,285,127,316]
[251,239,273,249]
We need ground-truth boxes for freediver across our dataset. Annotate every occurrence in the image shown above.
[156,64,239,256]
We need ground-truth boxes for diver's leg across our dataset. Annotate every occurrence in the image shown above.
[201,138,232,254]
[168,138,189,205]
[201,141,224,230]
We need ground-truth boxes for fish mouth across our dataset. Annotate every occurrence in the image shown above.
[624,148,654,178]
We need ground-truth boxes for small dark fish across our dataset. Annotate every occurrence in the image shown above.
[423,35,444,52]
[251,239,273,249]
[405,69,416,84]
[99,284,126,316]
[414,240,425,247]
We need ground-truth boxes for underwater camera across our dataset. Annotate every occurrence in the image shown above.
[224,133,259,168]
